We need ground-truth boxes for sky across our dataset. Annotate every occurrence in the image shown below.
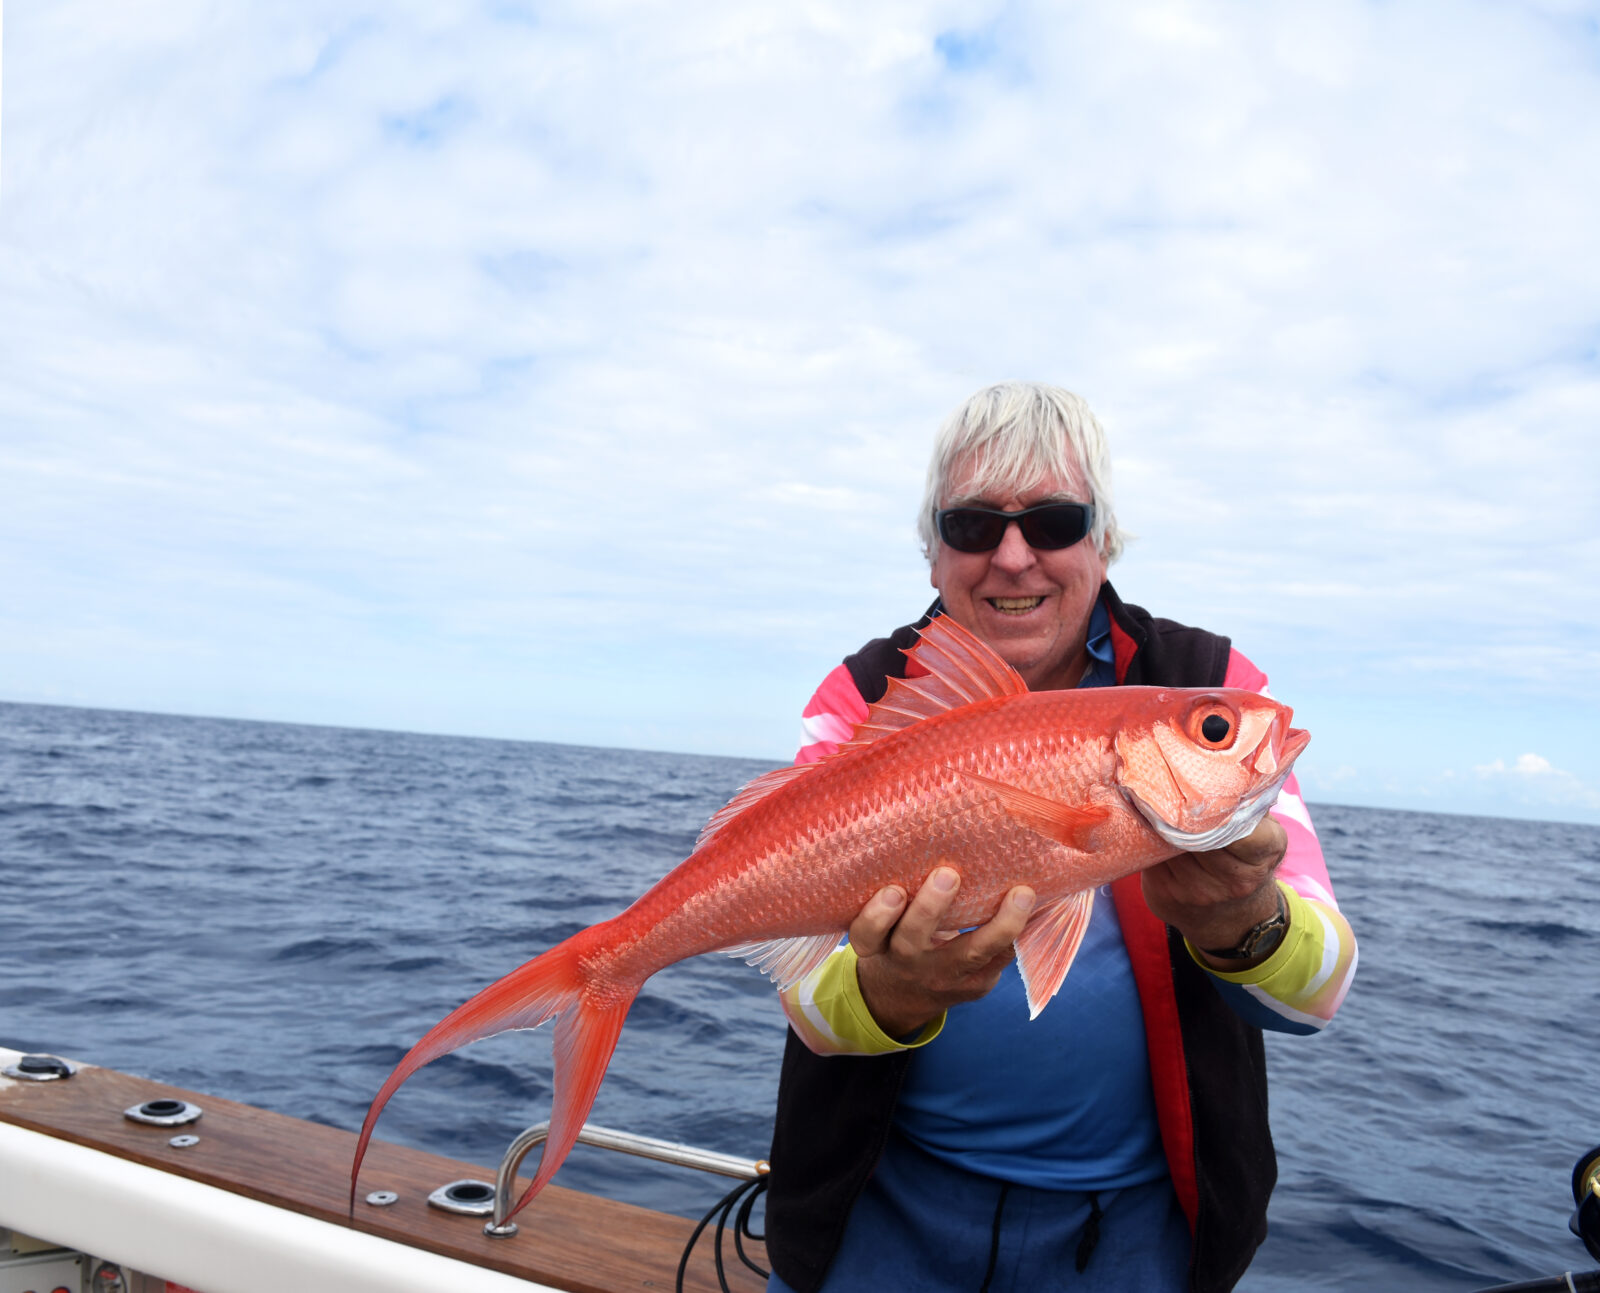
[1,1,1597,825]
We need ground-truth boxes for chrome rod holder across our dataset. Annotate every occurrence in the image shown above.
[484,1121,769,1237]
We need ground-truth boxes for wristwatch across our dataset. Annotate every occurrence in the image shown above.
[1201,888,1288,961]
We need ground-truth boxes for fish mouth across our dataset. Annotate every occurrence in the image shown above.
[1123,765,1296,853]
[987,596,1046,615]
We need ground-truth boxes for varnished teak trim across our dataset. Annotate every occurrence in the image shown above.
[0,1063,763,1293]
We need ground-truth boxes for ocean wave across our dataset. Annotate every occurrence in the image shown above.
[1467,918,1593,945]
[3,702,1595,1285]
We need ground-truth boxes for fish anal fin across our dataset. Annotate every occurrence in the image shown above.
[838,618,1027,752]
[1014,889,1096,1019]
[694,763,819,852]
[724,931,843,990]
[959,771,1111,851]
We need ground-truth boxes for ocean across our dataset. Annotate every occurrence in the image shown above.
[2,699,1596,1290]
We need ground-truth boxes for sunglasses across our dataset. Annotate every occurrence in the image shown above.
[935,501,1095,553]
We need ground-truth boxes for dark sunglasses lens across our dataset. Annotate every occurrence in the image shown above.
[1019,504,1091,549]
[938,510,1007,552]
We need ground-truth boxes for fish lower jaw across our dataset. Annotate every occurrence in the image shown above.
[1121,769,1293,854]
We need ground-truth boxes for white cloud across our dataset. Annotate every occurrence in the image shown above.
[1474,753,1600,814]
[0,0,1596,800]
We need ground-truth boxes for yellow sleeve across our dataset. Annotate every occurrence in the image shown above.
[1184,881,1358,1034]
[778,944,945,1055]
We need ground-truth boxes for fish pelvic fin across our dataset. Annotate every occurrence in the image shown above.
[1014,888,1096,1019]
[723,931,844,990]
[958,771,1111,851]
[840,616,1027,750]
[349,925,637,1218]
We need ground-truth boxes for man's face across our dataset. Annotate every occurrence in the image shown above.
[929,457,1108,693]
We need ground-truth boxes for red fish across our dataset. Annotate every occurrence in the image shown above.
[351,616,1308,1217]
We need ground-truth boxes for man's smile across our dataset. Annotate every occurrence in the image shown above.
[987,595,1047,615]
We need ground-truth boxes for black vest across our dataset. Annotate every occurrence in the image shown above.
[764,584,1274,1293]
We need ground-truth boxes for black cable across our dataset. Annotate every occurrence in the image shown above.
[676,1175,770,1293]
[732,1175,770,1277]
[711,1178,740,1292]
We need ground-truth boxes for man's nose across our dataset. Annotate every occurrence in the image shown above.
[989,520,1037,571]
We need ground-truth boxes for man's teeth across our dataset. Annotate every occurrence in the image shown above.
[990,597,1045,613]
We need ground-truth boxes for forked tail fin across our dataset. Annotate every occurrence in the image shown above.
[504,990,633,1219]
[349,928,639,1218]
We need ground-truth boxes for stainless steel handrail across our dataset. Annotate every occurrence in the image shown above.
[484,1121,769,1237]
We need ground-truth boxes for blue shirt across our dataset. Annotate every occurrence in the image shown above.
[892,596,1171,1190]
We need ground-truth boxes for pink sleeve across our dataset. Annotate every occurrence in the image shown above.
[1222,649,1340,911]
[795,664,869,764]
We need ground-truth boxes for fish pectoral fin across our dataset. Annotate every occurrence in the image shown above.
[958,771,1111,851]
[1013,888,1096,1020]
[724,931,845,991]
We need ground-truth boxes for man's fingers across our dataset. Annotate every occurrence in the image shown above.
[848,885,907,957]
[1225,816,1287,868]
[889,866,963,951]
[955,886,1035,967]
[853,871,1039,1002]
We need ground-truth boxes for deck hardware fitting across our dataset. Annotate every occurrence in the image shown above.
[3,1054,76,1081]
[427,1179,497,1217]
[168,1134,200,1148]
[365,1190,400,1206]
[124,1098,203,1127]
[484,1120,767,1238]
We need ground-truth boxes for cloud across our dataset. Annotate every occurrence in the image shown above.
[0,0,1595,794]
[1474,753,1600,814]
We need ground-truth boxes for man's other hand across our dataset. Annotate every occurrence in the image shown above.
[850,866,1036,1039]
[1141,815,1289,967]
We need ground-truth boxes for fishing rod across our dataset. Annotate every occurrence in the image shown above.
[1471,1144,1600,1293]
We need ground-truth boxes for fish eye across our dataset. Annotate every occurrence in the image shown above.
[1201,714,1231,743]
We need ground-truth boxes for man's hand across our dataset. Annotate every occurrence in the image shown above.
[1141,815,1289,967]
[850,866,1036,1040]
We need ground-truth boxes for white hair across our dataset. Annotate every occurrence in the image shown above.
[916,382,1125,565]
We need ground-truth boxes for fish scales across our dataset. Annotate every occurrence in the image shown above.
[603,694,1109,966]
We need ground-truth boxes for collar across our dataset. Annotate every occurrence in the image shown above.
[1079,594,1117,689]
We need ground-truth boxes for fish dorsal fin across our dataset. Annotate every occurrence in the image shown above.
[841,616,1027,749]
[693,762,818,853]
[697,619,1024,848]
[1014,888,1096,1019]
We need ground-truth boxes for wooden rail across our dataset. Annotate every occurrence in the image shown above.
[0,1059,765,1293]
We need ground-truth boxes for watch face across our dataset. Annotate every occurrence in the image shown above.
[1205,893,1287,960]
[1240,914,1286,958]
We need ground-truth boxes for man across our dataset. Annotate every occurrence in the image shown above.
[763,383,1356,1292]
